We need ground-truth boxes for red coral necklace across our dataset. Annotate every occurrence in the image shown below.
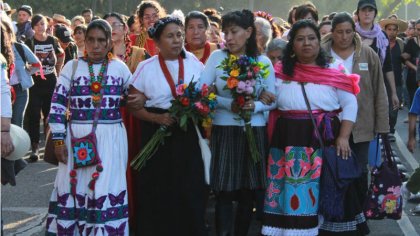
[158,53,184,98]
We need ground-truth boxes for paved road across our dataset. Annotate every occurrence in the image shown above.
[2,107,420,235]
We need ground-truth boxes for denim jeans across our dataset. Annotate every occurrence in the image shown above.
[11,84,28,127]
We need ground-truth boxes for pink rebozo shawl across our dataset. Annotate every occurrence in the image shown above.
[267,62,360,143]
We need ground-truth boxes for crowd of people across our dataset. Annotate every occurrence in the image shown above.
[1,0,420,235]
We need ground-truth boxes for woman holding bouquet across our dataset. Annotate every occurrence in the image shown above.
[261,20,363,236]
[199,10,276,235]
[129,17,207,236]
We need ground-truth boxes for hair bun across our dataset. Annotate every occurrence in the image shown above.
[241,9,255,24]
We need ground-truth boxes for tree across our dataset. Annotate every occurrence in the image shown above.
[379,0,420,18]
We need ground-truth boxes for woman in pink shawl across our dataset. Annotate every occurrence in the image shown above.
[261,20,366,236]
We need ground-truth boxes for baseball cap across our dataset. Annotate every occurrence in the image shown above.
[55,25,73,43]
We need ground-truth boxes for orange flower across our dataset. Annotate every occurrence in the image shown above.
[91,82,102,93]
[227,77,239,89]
[92,95,101,103]
[77,148,87,160]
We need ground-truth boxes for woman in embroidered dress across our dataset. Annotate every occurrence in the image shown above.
[104,12,147,231]
[46,19,132,235]
[130,1,166,56]
[129,17,207,236]
[184,11,218,64]
[199,10,276,235]
[261,20,360,236]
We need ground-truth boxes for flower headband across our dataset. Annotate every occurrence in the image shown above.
[148,17,183,38]
[255,11,274,23]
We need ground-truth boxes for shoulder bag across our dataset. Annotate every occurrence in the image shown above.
[301,83,361,220]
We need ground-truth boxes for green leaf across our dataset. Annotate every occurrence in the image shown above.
[180,115,188,131]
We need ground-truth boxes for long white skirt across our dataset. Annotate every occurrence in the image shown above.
[46,122,128,236]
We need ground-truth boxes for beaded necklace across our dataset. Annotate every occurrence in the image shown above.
[88,59,108,106]
[185,42,211,64]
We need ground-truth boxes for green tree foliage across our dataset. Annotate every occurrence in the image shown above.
[379,0,420,18]
[7,0,419,20]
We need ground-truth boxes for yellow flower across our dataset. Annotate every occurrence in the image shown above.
[183,83,188,89]
[202,117,213,128]
[208,93,216,100]
[230,69,239,77]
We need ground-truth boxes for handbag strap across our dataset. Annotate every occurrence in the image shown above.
[69,61,109,137]
[381,134,396,165]
[66,59,78,118]
[300,83,325,150]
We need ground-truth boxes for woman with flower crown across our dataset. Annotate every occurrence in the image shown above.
[199,9,276,235]
[46,20,132,235]
[129,17,208,236]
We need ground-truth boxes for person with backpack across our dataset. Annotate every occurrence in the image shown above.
[24,14,64,162]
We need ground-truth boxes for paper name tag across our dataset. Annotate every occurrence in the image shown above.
[359,63,368,71]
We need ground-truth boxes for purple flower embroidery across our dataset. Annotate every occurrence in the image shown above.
[107,207,119,218]
[123,207,129,217]
[77,110,87,120]
[59,208,70,218]
[100,212,108,222]
[52,94,59,102]
[54,115,63,123]
[107,109,116,119]
[81,86,90,95]
[109,86,118,95]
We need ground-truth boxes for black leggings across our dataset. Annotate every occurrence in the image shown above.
[24,77,56,144]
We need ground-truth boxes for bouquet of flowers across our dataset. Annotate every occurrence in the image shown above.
[217,54,270,163]
[131,79,217,171]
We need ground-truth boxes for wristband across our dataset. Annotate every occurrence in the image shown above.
[53,139,65,147]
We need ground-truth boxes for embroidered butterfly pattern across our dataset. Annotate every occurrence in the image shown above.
[57,223,76,236]
[109,190,126,206]
[87,195,107,209]
[105,222,126,236]
[57,193,70,206]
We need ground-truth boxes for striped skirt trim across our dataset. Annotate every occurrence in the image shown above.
[210,125,268,191]
[319,213,367,232]
[262,225,319,236]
